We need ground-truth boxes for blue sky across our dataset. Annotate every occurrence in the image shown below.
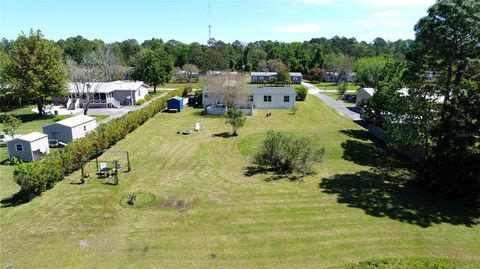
[0,0,435,44]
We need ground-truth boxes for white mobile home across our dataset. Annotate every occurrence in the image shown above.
[67,81,149,110]
[6,132,49,162]
[43,115,97,144]
[203,85,296,115]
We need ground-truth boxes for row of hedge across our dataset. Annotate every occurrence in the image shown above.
[13,89,183,200]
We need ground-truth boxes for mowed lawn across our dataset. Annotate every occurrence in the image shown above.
[1,96,479,268]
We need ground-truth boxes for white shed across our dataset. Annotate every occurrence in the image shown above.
[6,132,49,162]
[356,88,375,106]
[43,115,97,144]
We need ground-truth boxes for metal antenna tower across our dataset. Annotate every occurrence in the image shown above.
[208,0,212,40]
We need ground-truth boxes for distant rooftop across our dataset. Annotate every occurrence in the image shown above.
[50,115,96,128]
[249,86,295,94]
[68,81,148,93]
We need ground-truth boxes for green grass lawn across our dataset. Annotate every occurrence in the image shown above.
[160,82,202,89]
[0,97,479,268]
[307,81,360,92]
[321,92,357,107]
[148,90,169,97]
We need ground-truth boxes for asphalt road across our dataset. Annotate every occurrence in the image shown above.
[302,82,361,121]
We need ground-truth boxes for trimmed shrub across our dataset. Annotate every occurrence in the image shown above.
[136,99,146,105]
[295,85,308,101]
[255,131,325,175]
[144,94,152,101]
[13,89,183,200]
[182,85,193,97]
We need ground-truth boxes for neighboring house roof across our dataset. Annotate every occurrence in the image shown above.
[397,88,445,103]
[68,81,148,94]
[249,86,296,95]
[251,72,277,77]
[358,88,375,96]
[290,72,303,77]
[46,115,96,128]
[8,132,47,143]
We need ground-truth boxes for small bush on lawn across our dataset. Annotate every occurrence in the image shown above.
[13,89,183,200]
[194,89,203,106]
[136,99,146,105]
[224,108,246,136]
[182,85,193,97]
[255,130,325,175]
[337,82,348,95]
[144,94,152,101]
[295,85,308,101]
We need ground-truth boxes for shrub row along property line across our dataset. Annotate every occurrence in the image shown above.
[13,89,184,201]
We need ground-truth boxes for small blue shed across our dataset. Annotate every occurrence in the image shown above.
[167,96,184,112]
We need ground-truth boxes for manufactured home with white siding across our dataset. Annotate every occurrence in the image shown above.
[43,115,97,144]
[67,81,149,109]
[203,86,296,115]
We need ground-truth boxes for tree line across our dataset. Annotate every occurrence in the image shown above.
[359,0,480,206]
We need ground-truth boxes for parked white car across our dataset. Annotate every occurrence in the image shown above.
[0,133,13,142]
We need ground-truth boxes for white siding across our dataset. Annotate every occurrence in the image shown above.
[71,120,97,140]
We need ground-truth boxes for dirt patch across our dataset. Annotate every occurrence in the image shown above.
[156,195,198,208]
[79,239,90,249]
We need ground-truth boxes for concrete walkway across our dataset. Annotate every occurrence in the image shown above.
[302,82,361,121]
[88,91,170,124]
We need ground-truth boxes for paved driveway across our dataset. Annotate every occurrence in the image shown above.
[87,91,169,124]
[302,82,361,121]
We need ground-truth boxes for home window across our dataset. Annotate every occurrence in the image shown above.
[249,95,254,102]
[16,144,23,151]
[264,95,272,102]
[259,76,264,81]
[84,126,87,131]
[284,96,290,102]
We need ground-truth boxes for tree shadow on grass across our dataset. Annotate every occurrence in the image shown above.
[342,139,406,169]
[212,132,236,138]
[1,192,29,208]
[323,129,480,227]
[339,129,372,141]
[320,167,480,227]
[244,165,305,181]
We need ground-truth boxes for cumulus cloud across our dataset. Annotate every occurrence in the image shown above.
[277,23,323,33]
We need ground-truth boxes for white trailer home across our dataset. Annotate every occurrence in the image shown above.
[67,81,149,109]
[6,132,49,162]
[43,115,97,144]
[203,85,296,115]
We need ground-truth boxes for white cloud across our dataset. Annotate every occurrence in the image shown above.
[373,10,403,18]
[277,23,323,33]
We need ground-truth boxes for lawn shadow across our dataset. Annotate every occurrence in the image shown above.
[320,167,480,227]
[341,139,405,169]
[212,132,236,138]
[339,129,371,141]
[1,192,29,208]
[244,165,305,182]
